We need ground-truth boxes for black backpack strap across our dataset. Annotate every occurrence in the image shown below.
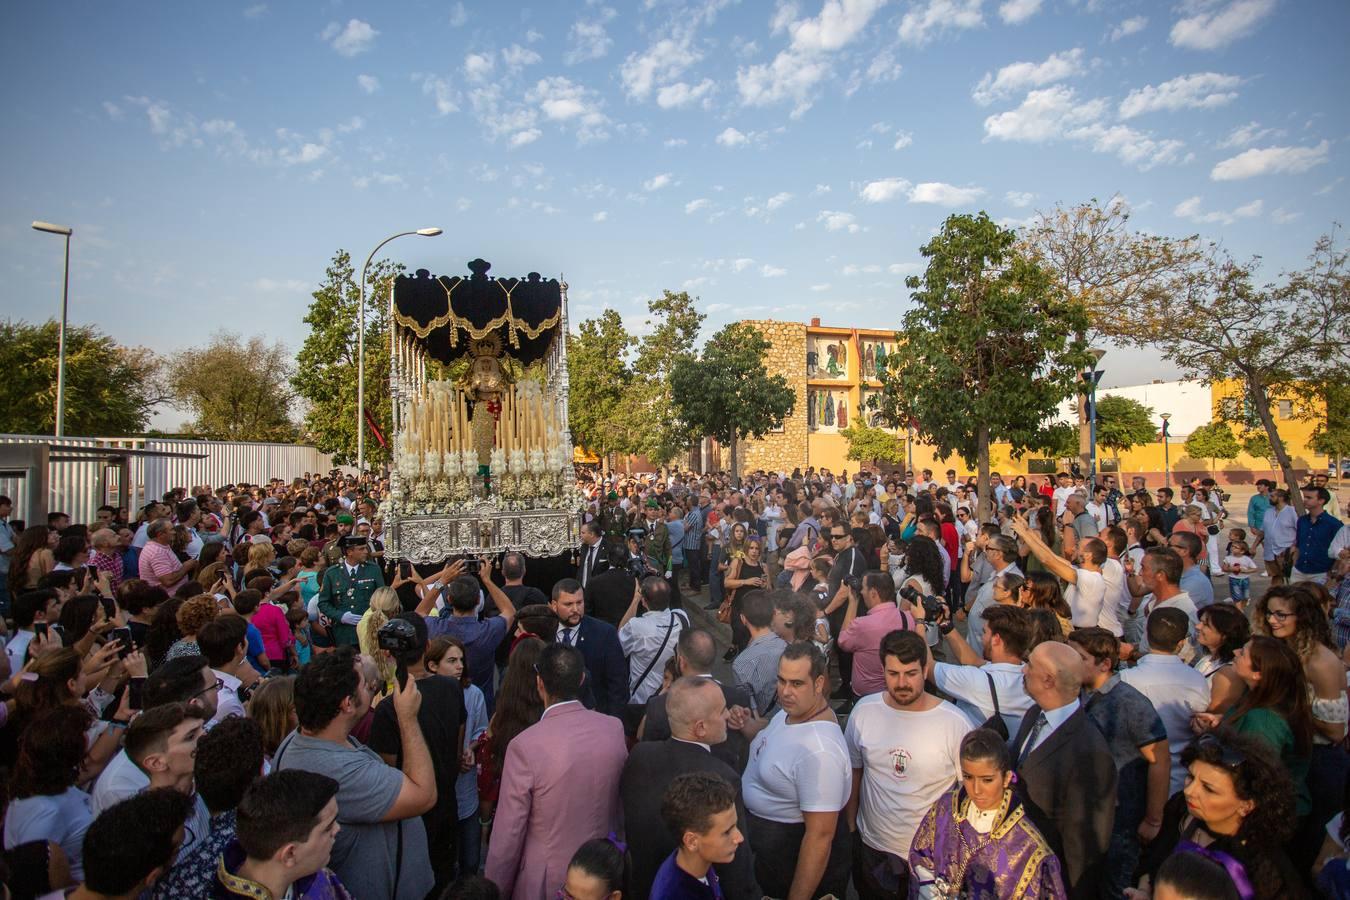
[985,672,1001,719]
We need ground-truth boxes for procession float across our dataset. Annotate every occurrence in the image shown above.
[381,258,582,563]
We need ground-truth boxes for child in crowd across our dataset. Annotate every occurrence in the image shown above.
[286,606,312,666]
[652,772,743,899]
[1222,540,1259,605]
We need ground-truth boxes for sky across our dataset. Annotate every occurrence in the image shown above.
[2,0,1346,430]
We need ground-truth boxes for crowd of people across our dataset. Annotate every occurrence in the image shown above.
[0,462,1346,900]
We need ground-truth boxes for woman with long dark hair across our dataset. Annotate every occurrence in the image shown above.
[9,526,55,600]
[1020,571,1073,636]
[3,706,96,886]
[898,536,945,600]
[1194,603,1251,713]
[476,637,546,840]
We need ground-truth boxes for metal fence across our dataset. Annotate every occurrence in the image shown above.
[0,435,338,526]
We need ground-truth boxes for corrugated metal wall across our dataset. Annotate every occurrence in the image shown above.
[0,435,336,525]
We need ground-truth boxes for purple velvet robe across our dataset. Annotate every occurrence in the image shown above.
[908,786,1068,900]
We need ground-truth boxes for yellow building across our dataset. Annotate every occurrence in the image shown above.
[734,319,1332,486]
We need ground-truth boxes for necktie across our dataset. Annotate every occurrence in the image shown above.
[561,627,574,646]
[583,545,594,586]
[348,566,358,578]
[1019,712,1049,764]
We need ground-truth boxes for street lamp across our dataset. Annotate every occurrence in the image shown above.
[1084,348,1106,490]
[357,228,442,472]
[31,221,73,437]
[1160,413,1172,487]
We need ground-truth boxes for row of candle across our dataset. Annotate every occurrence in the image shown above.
[401,380,563,459]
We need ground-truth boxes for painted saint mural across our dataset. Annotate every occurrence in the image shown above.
[806,335,848,379]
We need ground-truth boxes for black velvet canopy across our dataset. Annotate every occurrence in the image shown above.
[392,258,562,366]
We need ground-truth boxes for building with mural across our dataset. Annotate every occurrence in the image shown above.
[728,318,1332,486]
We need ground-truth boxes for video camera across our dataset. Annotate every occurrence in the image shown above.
[899,584,955,635]
[377,618,419,689]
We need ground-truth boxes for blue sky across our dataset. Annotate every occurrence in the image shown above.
[2,0,1346,427]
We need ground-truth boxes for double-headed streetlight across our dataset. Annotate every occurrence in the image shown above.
[357,228,442,472]
[1084,348,1106,489]
[1160,413,1173,487]
[31,221,74,437]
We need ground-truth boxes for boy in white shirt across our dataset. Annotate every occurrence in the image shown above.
[1222,540,1259,606]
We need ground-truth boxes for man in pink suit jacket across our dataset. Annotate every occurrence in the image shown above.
[486,642,629,899]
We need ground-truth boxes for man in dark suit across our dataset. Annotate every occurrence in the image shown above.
[622,677,758,900]
[550,578,628,717]
[584,567,637,628]
[576,521,611,590]
[1010,640,1117,900]
[640,629,752,773]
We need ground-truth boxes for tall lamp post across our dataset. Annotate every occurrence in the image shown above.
[357,228,442,472]
[1084,348,1106,490]
[1160,413,1172,487]
[31,221,73,437]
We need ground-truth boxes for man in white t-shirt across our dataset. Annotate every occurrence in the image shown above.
[1052,472,1076,517]
[1012,515,1120,635]
[738,643,852,900]
[846,630,970,896]
[1085,485,1110,533]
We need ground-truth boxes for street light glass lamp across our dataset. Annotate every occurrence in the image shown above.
[32,221,73,236]
[416,228,443,236]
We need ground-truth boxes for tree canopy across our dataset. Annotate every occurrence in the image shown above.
[840,422,905,466]
[1184,422,1242,475]
[291,250,402,467]
[0,320,166,435]
[166,332,298,442]
[1093,394,1157,455]
[567,309,635,472]
[877,212,1090,519]
[670,322,795,479]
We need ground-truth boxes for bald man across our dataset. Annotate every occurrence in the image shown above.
[1010,642,1117,900]
[621,677,758,900]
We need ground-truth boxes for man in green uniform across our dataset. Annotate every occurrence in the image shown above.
[641,497,672,579]
[316,535,385,647]
[599,491,630,546]
[321,513,357,567]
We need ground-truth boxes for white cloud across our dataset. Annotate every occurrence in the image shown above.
[810,283,832,291]
[419,76,459,115]
[527,77,609,141]
[909,182,986,206]
[1067,123,1187,170]
[737,0,886,116]
[899,0,984,46]
[456,197,473,211]
[357,74,380,94]
[352,172,405,189]
[761,264,788,278]
[1211,140,1330,180]
[818,210,861,232]
[621,36,696,100]
[766,191,794,210]
[656,80,715,109]
[1271,208,1300,225]
[448,2,468,27]
[102,100,123,120]
[1315,177,1344,195]
[716,126,749,147]
[664,137,689,147]
[813,183,832,195]
[999,0,1043,25]
[1119,72,1241,119]
[1110,15,1148,41]
[732,258,756,272]
[888,262,921,275]
[508,129,542,148]
[1005,190,1035,207]
[643,172,675,191]
[1218,121,1278,148]
[685,198,711,214]
[502,44,542,70]
[592,210,608,222]
[1171,0,1276,50]
[253,277,307,293]
[982,85,1107,142]
[892,131,913,150]
[566,8,617,65]
[1173,195,1263,225]
[463,52,495,83]
[972,48,1085,106]
[860,177,912,203]
[243,4,267,19]
[321,19,378,57]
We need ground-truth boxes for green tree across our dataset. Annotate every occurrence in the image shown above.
[167,331,298,441]
[291,250,403,468]
[670,322,795,480]
[1308,382,1350,479]
[1241,429,1273,460]
[1184,422,1242,477]
[1032,423,1081,462]
[0,320,166,435]
[1094,394,1157,458]
[839,423,905,466]
[876,213,1090,520]
[567,309,635,473]
[615,290,705,467]
[1020,197,1203,480]
[1112,234,1349,513]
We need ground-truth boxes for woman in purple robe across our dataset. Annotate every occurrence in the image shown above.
[909,729,1067,899]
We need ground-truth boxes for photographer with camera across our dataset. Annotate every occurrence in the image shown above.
[367,613,468,897]
[836,572,925,700]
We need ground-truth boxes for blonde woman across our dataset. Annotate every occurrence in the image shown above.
[246,675,296,769]
[358,585,402,692]
[243,541,276,583]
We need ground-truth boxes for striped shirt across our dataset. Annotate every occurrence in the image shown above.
[732,632,788,716]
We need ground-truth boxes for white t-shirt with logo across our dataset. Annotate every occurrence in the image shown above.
[845,694,971,857]
[1066,567,1116,634]
[743,711,851,825]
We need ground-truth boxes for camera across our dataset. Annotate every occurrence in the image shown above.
[846,574,864,595]
[899,585,949,626]
[377,618,420,689]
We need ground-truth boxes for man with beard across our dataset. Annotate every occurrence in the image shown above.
[844,630,971,899]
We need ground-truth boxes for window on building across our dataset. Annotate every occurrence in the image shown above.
[1278,400,1292,419]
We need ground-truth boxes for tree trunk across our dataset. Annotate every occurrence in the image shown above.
[728,431,739,485]
[1077,392,1091,481]
[977,424,992,523]
[1248,375,1305,515]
